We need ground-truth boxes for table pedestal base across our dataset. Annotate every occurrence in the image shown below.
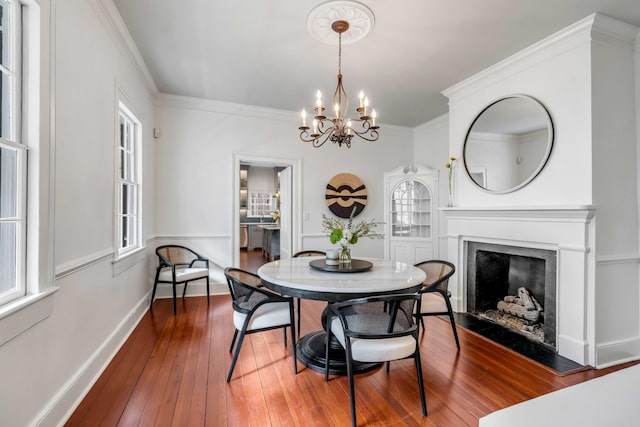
[296,331,380,375]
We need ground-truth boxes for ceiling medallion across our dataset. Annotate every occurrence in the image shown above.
[298,1,379,148]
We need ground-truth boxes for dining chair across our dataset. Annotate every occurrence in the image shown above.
[224,267,297,382]
[151,245,210,314]
[325,293,427,427]
[414,260,460,349]
[292,250,326,333]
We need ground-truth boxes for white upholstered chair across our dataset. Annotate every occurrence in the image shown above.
[414,260,460,349]
[325,294,427,427]
[151,245,210,314]
[224,267,297,382]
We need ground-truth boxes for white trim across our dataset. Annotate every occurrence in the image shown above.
[0,286,58,346]
[114,90,144,259]
[112,246,146,276]
[154,92,413,138]
[444,14,638,103]
[232,153,303,267]
[55,248,113,279]
[88,0,158,96]
[39,293,150,427]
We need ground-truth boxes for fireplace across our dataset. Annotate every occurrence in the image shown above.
[466,242,557,348]
[443,207,596,366]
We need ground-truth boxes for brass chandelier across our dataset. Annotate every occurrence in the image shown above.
[298,20,379,148]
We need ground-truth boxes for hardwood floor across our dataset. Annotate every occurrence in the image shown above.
[66,285,637,427]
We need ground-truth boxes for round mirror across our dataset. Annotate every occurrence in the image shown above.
[463,95,554,193]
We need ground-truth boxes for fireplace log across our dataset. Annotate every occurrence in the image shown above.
[517,287,536,311]
[496,300,540,323]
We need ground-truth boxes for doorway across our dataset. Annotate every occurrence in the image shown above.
[232,154,302,269]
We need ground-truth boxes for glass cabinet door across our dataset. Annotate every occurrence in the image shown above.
[391,179,431,238]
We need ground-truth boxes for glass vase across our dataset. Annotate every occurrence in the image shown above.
[339,246,352,264]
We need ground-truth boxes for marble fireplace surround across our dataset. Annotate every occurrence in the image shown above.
[443,206,596,366]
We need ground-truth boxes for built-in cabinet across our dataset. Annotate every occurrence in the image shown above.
[384,165,439,265]
[239,167,248,217]
[248,224,263,250]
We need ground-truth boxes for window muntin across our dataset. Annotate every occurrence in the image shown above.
[116,103,141,256]
[391,180,431,238]
[0,0,25,306]
[249,191,273,218]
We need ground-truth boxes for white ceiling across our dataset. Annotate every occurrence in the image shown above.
[112,0,640,128]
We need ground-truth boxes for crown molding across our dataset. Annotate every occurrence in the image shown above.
[155,92,413,136]
[414,113,448,137]
[89,0,158,96]
[443,13,639,103]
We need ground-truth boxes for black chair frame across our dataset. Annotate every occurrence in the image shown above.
[224,267,297,382]
[292,250,326,334]
[151,245,210,314]
[325,293,427,427]
[415,260,460,349]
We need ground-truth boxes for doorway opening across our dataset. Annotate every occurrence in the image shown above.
[233,154,302,270]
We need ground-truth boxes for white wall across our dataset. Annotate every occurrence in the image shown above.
[153,94,414,267]
[0,0,157,425]
[413,114,449,258]
[442,14,640,367]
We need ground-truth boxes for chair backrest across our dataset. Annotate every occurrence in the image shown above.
[329,294,420,339]
[414,260,455,293]
[293,250,326,257]
[156,245,203,267]
[224,267,271,312]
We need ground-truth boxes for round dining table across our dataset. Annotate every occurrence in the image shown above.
[257,256,426,375]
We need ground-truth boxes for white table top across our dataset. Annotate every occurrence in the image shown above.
[257,257,426,301]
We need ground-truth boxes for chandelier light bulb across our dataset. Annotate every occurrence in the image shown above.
[297,16,380,148]
[301,109,307,127]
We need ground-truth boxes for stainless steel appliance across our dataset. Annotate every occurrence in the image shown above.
[240,224,248,248]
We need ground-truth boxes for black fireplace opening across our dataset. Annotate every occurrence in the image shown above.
[467,242,557,348]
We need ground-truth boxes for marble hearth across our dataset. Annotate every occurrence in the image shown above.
[443,206,596,366]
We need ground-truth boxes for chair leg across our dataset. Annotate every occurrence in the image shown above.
[444,298,461,350]
[345,345,357,427]
[414,345,428,416]
[290,303,298,374]
[227,325,249,382]
[182,281,189,298]
[229,329,238,353]
[325,324,331,382]
[172,282,177,314]
[297,298,301,335]
[150,269,161,308]
[206,276,210,305]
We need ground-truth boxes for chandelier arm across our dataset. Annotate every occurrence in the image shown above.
[298,17,379,148]
[350,128,379,142]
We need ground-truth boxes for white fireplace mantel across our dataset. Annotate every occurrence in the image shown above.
[442,205,596,366]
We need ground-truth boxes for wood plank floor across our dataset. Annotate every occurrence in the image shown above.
[68,251,637,425]
[66,289,637,426]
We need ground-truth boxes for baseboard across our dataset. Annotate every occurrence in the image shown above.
[596,337,640,368]
[35,293,150,427]
[153,279,229,298]
[557,334,590,366]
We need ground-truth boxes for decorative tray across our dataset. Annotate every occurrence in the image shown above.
[309,259,373,273]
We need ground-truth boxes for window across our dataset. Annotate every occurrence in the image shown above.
[249,191,273,218]
[116,102,142,257]
[0,0,24,306]
[391,180,431,238]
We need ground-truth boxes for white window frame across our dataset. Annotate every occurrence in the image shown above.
[115,99,142,259]
[0,0,56,347]
[0,0,25,306]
